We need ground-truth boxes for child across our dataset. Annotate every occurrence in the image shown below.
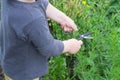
[2,0,83,80]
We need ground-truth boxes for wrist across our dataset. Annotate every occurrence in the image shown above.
[62,40,71,53]
[57,13,67,25]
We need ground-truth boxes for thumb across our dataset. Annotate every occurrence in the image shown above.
[73,24,78,31]
[78,40,83,45]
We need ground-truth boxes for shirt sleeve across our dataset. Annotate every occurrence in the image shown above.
[42,0,49,10]
[24,17,64,57]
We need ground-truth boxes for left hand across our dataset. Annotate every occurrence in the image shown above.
[60,16,78,32]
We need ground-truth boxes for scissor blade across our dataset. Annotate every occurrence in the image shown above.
[78,32,94,40]
[83,36,94,39]
[83,32,94,36]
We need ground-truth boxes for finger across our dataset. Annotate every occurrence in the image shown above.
[64,27,68,32]
[67,23,78,31]
[63,27,70,32]
[74,25,78,31]
[61,25,64,29]
[69,28,73,32]
[69,28,74,32]
[64,25,74,30]
[72,24,78,31]
[78,40,83,45]
[66,27,73,32]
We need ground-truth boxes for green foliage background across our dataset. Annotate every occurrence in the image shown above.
[43,0,120,80]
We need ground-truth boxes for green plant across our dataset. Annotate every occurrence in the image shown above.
[41,0,120,80]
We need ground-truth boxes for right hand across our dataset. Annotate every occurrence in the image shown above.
[63,39,83,54]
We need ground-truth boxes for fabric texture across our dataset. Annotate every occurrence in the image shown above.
[2,0,64,80]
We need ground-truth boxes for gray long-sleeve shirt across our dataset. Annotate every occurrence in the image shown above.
[2,0,64,79]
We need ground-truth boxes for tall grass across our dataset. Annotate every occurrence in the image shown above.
[42,0,120,80]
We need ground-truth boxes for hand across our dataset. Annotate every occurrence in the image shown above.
[62,39,83,54]
[60,16,78,32]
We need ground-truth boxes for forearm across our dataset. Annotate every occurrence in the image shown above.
[46,3,77,31]
[46,3,68,24]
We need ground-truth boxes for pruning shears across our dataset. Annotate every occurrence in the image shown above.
[78,32,94,40]
[66,32,94,78]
